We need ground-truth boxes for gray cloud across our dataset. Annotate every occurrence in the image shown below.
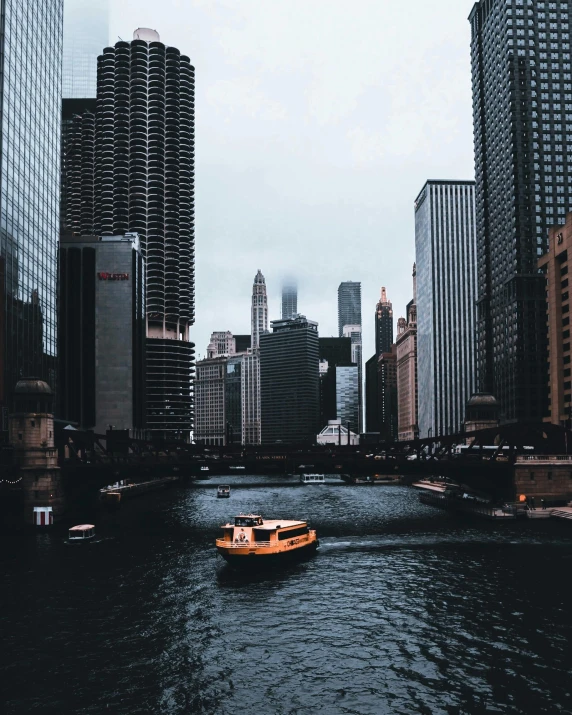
[110,0,475,360]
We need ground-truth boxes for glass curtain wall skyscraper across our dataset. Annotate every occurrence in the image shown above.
[0,0,63,429]
[63,0,109,98]
[415,181,478,438]
[61,29,196,438]
[281,280,298,320]
[469,0,572,422]
[338,281,361,337]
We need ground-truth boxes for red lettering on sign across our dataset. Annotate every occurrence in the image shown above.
[98,273,129,281]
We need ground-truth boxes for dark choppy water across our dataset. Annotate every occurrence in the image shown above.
[2,479,572,714]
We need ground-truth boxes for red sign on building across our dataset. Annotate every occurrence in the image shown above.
[98,272,129,281]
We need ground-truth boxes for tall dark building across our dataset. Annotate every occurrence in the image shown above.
[0,0,63,431]
[319,337,352,428]
[365,354,380,433]
[59,234,146,435]
[469,0,571,422]
[260,316,320,444]
[375,287,393,356]
[61,28,196,438]
[378,347,398,442]
[337,281,361,337]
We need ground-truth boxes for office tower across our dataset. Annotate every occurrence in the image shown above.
[281,280,298,320]
[343,324,363,432]
[260,316,320,444]
[538,214,572,425]
[63,0,109,98]
[58,234,146,436]
[335,365,359,434]
[234,335,252,353]
[241,270,268,444]
[61,29,196,438]
[415,180,477,438]
[375,287,393,356]
[378,347,398,441]
[225,355,243,444]
[0,0,63,431]
[469,1,572,422]
[396,264,418,441]
[195,356,227,445]
[338,282,361,337]
[251,270,269,349]
[365,355,380,433]
[207,331,236,358]
[318,337,352,427]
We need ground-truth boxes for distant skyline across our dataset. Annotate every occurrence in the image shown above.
[109,0,475,361]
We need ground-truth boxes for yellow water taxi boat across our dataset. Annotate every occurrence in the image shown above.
[216,514,319,567]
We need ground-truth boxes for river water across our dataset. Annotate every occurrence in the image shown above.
[2,478,572,715]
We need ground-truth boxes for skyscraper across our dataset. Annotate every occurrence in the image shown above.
[63,0,109,98]
[281,280,298,320]
[260,316,320,444]
[242,270,268,444]
[335,365,359,434]
[251,270,269,349]
[469,0,570,422]
[61,29,196,438]
[415,181,477,438]
[375,287,393,357]
[318,337,352,428]
[396,264,418,441]
[343,324,363,432]
[338,282,361,337]
[0,0,63,430]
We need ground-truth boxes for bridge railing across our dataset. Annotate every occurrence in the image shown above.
[516,455,572,463]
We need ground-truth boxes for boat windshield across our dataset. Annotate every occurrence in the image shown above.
[234,516,262,527]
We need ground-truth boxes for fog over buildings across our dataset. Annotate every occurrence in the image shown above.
[110,0,475,358]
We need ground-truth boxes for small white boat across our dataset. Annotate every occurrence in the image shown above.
[68,524,96,542]
[229,466,245,470]
[217,485,231,498]
[300,474,325,484]
[200,466,209,472]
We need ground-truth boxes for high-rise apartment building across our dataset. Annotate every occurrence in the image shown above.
[538,213,572,426]
[396,264,418,441]
[260,316,320,444]
[63,0,109,98]
[61,29,196,438]
[0,0,63,432]
[338,282,361,337]
[281,280,298,320]
[375,288,393,356]
[469,0,572,422]
[415,181,477,438]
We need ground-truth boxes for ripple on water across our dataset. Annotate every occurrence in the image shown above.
[1,483,572,714]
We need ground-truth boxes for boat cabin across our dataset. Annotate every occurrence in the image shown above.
[301,474,325,484]
[219,515,310,546]
[68,524,96,541]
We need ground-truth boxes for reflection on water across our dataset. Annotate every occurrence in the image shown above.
[2,481,572,714]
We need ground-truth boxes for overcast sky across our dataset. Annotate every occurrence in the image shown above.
[110,0,476,361]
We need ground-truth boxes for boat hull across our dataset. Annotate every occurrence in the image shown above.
[217,540,319,568]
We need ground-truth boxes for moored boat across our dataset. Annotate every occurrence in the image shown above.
[300,473,325,484]
[217,485,230,498]
[216,514,319,567]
